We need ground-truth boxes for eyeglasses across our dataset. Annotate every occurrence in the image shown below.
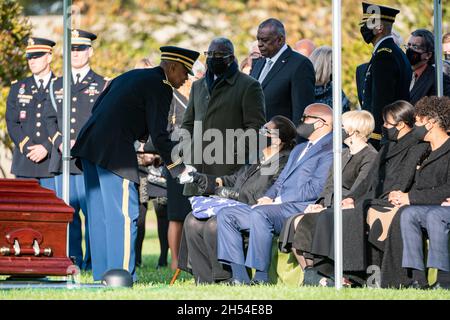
[403,43,426,52]
[204,51,232,59]
[300,115,326,123]
[259,126,274,135]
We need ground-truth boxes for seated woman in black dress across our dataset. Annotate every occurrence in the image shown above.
[295,100,422,287]
[278,110,378,285]
[178,115,297,284]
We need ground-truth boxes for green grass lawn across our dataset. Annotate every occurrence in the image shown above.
[1,206,450,300]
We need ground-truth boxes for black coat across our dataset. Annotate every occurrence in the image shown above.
[250,46,315,125]
[381,138,450,288]
[301,133,421,273]
[72,66,185,184]
[407,138,450,205]
[349,131,422,202]
[219,149,291,205]
[410,64,450,106]
[316,145,378,207]
[362,38,412,136]
[6,74,56,178]
[44,69,107,174]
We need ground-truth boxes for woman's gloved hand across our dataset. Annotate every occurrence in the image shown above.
[215,186,239,200]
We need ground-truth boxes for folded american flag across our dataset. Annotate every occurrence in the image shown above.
[189,196,242,219]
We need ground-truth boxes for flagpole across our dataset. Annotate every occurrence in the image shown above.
[332,0,343,290]
[433,0,443,97]
[62,0,71,205]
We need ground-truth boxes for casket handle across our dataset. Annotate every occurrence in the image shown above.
[1,229,52,257]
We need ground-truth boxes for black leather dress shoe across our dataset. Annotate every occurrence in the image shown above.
[406,280,426,289]
[249,280,270,286]
[303,267,322,286]
[221,279,247,286]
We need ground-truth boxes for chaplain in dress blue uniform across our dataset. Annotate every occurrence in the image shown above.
[71,46,200,281]
[6,37,57,190]
[358,2,412,149]
[44,29,109,270]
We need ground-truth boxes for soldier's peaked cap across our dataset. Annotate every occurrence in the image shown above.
[361,2,400,24]
[160,46,200,76]
[71,29,97,50]
[25,37,55,59]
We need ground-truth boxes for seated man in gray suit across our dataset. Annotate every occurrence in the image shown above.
[400,199,450,289]
[216,103,334,285]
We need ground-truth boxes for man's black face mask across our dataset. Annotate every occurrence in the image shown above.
[206,57,230,76]
[360,24,375,44]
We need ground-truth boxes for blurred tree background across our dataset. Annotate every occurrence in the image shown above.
[0,0,449,175]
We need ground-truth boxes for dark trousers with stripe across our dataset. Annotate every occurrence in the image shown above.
[55,174,90,270]
[81,159,138,281]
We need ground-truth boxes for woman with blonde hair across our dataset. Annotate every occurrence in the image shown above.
[309,46,350,111]
[279,110,378,286]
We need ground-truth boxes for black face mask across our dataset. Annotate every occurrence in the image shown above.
[206,57,229,76]
[259,133,272,148]
[342,128,350,142]
[406,48,424,66]
[445,54,450,61]
[297,122,316,139]
[360,24,375,44]
[412,124,429,141]
[382,126,400,141]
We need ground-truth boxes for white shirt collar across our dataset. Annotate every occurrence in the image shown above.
[72,65,91,83]
[309,132,327,146]
[33,71,52,88]
[373,35,394,54]
[266,43,288,66]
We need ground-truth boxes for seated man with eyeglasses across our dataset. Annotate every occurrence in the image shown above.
[405,29,450,106]
[216,103,334,285]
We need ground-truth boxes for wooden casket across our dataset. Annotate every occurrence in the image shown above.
[0,178,75,276]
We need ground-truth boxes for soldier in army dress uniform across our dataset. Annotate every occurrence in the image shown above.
[44,29,109,270]
[71,46,200,281]
[358,2,412,149]
[6,37,57,190]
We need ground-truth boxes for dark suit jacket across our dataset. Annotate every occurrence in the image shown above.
[405,138,450,205]
[356,63,369,107]
[410,64,450,106]
[349,131,421,201]
[317,145,378,207]
[250,46,315,125]
[362,38,412,135]
[72,66,185,184]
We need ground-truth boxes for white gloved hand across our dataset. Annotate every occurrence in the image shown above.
[178,165,197,184]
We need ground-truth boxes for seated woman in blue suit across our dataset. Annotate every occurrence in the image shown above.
[216,103,334,285]
[177,116,297,284]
